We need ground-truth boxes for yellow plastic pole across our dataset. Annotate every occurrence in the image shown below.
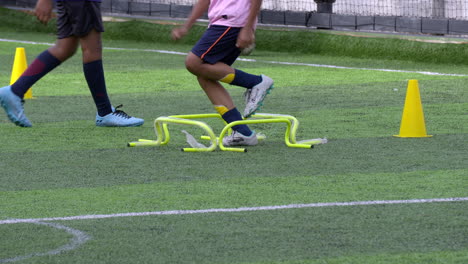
[128,113,324,152]
[218,118,313,152]
[253,113,300,143]
[128,116,218,151]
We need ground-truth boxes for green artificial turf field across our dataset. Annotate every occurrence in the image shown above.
[0,7,467,264]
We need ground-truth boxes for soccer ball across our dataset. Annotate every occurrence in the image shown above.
[240,43,255,56]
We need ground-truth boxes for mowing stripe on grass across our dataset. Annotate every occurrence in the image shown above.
[1,197,467,225]
[2,38,467,77]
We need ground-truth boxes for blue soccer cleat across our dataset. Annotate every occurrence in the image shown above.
[95,105,144,127]
[0,86,32,127]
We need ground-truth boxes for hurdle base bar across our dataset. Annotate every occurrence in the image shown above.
[127,113,325,152]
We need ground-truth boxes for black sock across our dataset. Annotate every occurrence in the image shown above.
[11,50,61,98]
[83,60,112,117]
[222,108,253,136]
[230,69,262,89]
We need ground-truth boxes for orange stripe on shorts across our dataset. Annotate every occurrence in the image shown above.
[200,27,232,59]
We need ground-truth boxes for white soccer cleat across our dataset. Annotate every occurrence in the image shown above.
[243,75,274,118]
[222,131,258,146]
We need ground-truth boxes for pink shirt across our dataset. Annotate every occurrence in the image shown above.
[208,0,253,27]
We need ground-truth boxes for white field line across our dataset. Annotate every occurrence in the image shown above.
[2,38,468,77]
[0,221,90,263]
[1,197,467,225]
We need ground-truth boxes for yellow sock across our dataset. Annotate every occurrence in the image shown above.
[219,73,235,84]
[214,105,229,115]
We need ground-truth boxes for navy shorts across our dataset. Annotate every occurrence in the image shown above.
[191,25,242,66]
[56,1,104,39]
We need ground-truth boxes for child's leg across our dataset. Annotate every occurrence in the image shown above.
[185,52,234,80]
[10,38,78,99]
[80,29,103,63]
[197,75,253,137]
[196,75,234,109]
[191,43,275,119]
[185,52,262,88]
[79,31,143,126]
[0,38,77,127]
[80,29,112,117]
[185,52,255,137]
[49,37,80,61]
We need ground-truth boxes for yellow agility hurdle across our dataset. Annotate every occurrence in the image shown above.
[127,113,326,152]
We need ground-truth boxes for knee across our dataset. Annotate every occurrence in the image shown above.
[81,46,102,62]
[184,54,201,75]
[50,45,77,61]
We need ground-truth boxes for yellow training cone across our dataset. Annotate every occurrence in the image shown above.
[394,80,432,138]
[10,47,33,99]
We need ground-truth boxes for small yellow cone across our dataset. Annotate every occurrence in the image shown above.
[394,80,432,138]
[10,47,34,99]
